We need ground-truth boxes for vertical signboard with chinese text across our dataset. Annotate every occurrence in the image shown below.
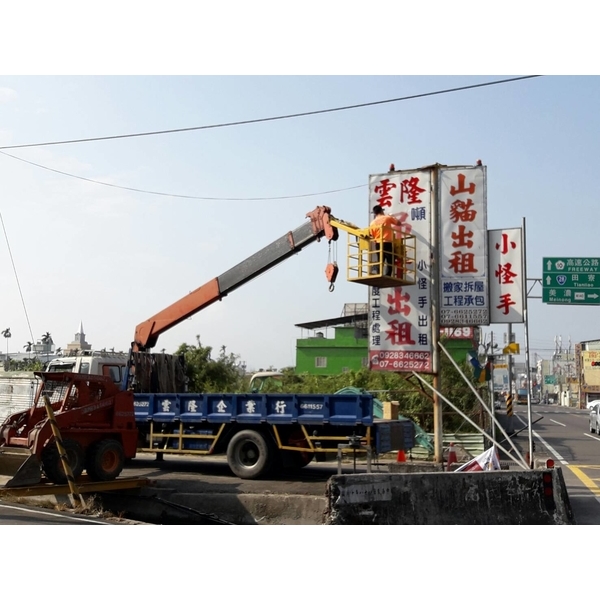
[368,169,433,373]
[488,228,524,323]
[439,166,489,326]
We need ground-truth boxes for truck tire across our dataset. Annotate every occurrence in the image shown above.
[41,438,85,484]
[227,429,273,479]
[85,439,125,481]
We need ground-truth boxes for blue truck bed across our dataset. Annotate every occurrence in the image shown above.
[133,392,374,426]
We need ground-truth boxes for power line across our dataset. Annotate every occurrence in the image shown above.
[0,150,365,201]
[0,76,542,151]
[0,212,35,346]
[0,75,542,202]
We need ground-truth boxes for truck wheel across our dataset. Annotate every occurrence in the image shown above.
[86,439,125,481]
[227,430,272,479]
[41,439,85,484]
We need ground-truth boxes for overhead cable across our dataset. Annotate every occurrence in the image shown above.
[0,212,36,345]
[0,76,542,151]
[0,150,365,200]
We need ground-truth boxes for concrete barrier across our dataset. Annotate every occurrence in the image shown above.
[325,468,575,525]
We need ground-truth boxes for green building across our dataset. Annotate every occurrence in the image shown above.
[294,304,477,375]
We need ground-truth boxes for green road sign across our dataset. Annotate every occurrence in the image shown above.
[544,375,556,385]
[542,257,600,305]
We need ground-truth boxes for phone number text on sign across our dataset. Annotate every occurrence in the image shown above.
[369,350,432,373]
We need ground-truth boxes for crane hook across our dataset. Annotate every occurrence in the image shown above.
[325,262,339,293]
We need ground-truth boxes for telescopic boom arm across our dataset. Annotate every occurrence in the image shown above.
[132,206,363,352]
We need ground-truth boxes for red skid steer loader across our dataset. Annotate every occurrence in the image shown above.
[0,372,138,488]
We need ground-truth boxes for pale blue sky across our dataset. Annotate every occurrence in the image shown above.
[0,1,597,370]
[1,74,598,369]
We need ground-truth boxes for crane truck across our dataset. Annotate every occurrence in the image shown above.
[0,206,417,487]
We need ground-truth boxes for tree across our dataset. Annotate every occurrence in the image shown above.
[174,336,245,393]
[23,341,33,353]
[249,354,484,433]
[170,335,482,432]
[6,357,44,372]
[1,327,11,357]
[39,332,54,362]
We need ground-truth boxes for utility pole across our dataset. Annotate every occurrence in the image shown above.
[506,323,514,434]
[488,330,496,444]
[522,217,534,468]
[430,166,443,464]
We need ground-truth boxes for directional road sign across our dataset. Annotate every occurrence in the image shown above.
[543,257,600,305]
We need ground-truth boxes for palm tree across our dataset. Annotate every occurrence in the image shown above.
[23,341,33,354]
[40,332,53,364]
[1,328,11,358]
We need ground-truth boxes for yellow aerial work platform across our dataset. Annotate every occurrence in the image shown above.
[342,225,417,288]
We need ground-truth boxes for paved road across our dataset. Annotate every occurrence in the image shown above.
[122,452,355,497]
[511,403,600,524]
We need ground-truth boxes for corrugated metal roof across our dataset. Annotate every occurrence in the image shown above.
[295,312,368,330]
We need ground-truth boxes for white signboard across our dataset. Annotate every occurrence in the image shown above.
[439,165,489,326]
[368,169,433,373]
[488,228,524,323]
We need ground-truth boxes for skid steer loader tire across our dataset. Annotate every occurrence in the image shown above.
[85,439,125,481]
[41,439,85,485]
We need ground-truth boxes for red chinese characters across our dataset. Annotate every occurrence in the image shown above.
[495,263,518,285]
[496,293,516,315]
[447,175,478,275]
[384,289,415,345]
[448,252,477,274]
[386,288,411,316]
[373,178,397,208]
[400,177,425,205]
[385,320,416,346]
[488,228,524,323]
[495,233,516,255]
[449,173,476,196]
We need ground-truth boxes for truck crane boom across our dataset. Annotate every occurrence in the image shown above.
[133,204,415,353]
[133,206,343,352]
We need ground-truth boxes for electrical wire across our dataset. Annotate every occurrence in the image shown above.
[0,76,542,151]
[0,75,542,202]
[0,212,35,346]
[0,150,365,200]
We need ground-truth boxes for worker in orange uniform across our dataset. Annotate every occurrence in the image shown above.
[369,205,401,276]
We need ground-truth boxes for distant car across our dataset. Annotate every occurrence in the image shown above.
[589,404,600,434]
[493,394,502,410]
